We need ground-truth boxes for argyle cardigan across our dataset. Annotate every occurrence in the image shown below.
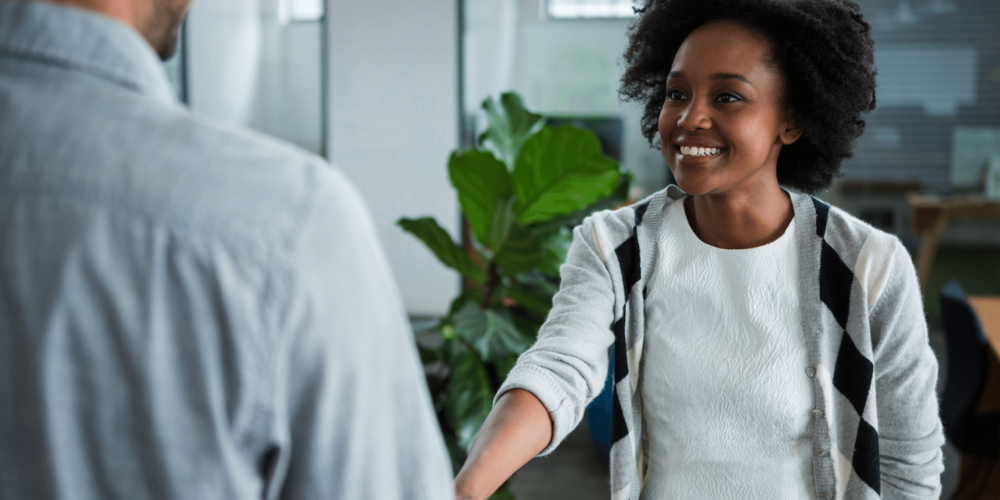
[497,186,945,499]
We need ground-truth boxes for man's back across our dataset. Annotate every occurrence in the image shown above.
[0,3,452,499]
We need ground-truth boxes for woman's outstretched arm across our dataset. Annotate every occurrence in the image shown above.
[453,389,553,500]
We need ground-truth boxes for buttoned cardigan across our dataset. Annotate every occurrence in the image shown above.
[497,186,944,499]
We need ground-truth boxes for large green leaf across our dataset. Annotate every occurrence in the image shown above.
[538,226,574,277]
[495,223,542,275]
[527,169,631,234]
[451,301,532,362]
[512,125,621,225]
[490,198,542,274]
[480,93,545,169]
[446,347,493,453]
[488,196,517,253]
[448,150,512,246]
[398,217,485,284]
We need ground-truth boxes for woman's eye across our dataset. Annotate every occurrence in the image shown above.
[666,89,686,101]
[716,92,741,103]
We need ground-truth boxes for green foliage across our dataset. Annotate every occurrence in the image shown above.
[479,93,545,169]
[398,92,629,490]
[398,217,485,284]
[448,149,511,245]
[512,125,621,224]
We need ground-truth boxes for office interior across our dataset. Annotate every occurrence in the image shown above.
[164,0,1000,498]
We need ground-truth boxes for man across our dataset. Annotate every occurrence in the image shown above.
[0,1,453,499]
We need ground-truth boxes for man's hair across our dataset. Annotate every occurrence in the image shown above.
[619,0,877,193]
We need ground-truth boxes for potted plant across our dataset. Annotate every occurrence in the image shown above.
[397,92,628,498]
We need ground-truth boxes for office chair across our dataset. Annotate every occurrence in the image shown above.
[940,280,999,457]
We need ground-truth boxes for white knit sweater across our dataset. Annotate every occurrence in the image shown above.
[641,200,813,499]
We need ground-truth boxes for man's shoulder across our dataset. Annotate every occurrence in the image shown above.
[102,107,351,253]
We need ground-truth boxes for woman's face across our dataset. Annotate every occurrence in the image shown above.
[658,21,801,197]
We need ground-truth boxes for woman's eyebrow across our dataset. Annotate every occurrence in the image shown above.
[667,70,753,86]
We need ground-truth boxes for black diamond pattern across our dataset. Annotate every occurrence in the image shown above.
[853,419,881,495]
[613,316,628,384]
[833,330,874,416]
[634,201,650,226]
[820,241,854,329]
[611,384,629,445]
[812,196,884,496]
[813,197,830,238]
[615,235,640,303]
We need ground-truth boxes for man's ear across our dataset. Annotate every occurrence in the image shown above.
[779,113,803,145]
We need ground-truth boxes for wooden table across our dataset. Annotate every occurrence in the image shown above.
[907,194,1000,291]
[970,296,1000,357]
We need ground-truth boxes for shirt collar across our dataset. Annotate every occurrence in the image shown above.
[0,1,177,105]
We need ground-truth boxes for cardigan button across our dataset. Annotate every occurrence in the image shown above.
[816,448,829,457]
[806,367,816,378]
[812,409,824,419]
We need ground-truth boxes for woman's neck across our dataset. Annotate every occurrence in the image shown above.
[684,180,794,250]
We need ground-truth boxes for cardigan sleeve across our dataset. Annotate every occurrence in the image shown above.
[494,215,618,455]
[869,237,945,499]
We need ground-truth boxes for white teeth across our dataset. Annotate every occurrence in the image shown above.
[679,145,721,157]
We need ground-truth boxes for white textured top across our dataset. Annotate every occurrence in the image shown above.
[640,199,815,500]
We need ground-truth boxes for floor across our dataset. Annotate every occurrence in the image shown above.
[509,328,960,499]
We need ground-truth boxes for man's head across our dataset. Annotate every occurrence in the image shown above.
[27,0,193,60]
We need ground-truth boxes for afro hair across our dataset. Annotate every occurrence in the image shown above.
[619,0,878,193]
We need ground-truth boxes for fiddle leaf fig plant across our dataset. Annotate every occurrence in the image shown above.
[398,92,628,498]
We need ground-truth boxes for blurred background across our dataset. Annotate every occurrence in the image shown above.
[164,0,1000,497]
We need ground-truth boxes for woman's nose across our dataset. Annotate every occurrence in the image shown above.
[677,99,712,131]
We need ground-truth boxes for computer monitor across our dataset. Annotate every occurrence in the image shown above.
[950,127,1000,191]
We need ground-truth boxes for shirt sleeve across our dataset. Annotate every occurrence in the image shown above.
[494,216,618,455]
[272,165,453,500]
[869,237,945,499]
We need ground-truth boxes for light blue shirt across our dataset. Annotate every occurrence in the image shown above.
[0,2,453,499]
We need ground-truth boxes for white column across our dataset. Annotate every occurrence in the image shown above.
[326,0,461,316]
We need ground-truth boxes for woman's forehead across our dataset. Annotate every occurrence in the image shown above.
[670,21,776,81]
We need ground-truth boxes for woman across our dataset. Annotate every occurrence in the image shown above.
[454,1,944,499]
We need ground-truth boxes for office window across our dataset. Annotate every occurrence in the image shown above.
[164,23,186,103]
[284,0,324,23]
[843,0,1000,190]
[547,0,637,19]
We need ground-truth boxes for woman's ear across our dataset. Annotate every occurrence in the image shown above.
[779,113,803,145]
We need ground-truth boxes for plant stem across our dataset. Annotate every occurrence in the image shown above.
[480,263,500,309]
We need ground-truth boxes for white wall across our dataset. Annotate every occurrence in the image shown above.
[326,0,460,316]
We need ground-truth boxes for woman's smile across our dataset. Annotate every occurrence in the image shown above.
[672,138,728,163]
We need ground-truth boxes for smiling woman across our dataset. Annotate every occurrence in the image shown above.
[621,0,877,195]
[453,2,944,500]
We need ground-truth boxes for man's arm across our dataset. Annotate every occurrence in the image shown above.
[274,165,453,500]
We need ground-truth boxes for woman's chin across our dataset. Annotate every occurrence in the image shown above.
[671,175,714,196]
